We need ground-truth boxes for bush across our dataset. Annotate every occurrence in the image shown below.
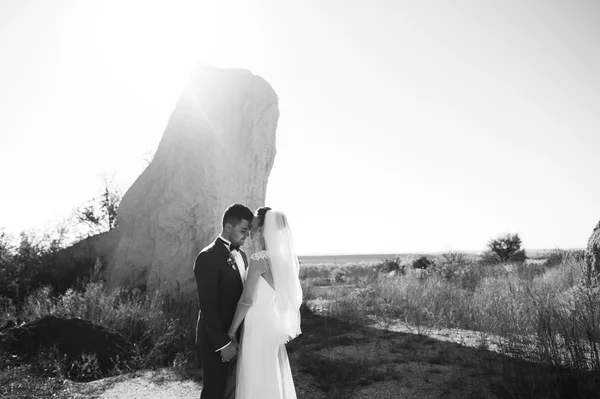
[329,267,347,284]
[411,256,433,270]
[441,251,468,267]
[545,249,567,267]
[570,249,587,263]
[431,253,473,280]
[374,256,405,274]
[0,232,52,303]
[12,282,198,374]
[479,250,501,265]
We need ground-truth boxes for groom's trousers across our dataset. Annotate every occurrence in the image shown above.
[223,355,237,399]
[198,326,237,399]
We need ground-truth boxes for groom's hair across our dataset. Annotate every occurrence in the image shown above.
[222,204,254,227]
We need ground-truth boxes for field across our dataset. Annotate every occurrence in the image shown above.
[2,248,600,398]
[300,253,420,266]
[298,249,563,267]
[293,249,600,397]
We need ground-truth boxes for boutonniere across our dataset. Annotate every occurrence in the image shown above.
[227,253,237,270]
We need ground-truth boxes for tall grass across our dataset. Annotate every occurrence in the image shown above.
[2,282,199,371]
[3,248,597,394]
[311,253,600,373]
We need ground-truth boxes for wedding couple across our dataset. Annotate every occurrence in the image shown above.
[194,204,303,399]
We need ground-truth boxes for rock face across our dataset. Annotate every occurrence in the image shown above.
[585,219,600,277]
[106,65,278,296]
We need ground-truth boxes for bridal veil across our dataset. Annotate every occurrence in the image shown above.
[263,210,303,344]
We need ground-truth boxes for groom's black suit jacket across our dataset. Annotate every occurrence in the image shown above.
[194,237,247,352]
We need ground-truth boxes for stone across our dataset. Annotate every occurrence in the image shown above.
[0,315,130,373]
[585,219,600,277]
[106,65,278,296]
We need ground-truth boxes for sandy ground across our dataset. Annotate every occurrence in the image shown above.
[67,369,202,399]
[66,365,329,399]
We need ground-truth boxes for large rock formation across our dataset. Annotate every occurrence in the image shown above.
[106,65,278,296]
[585,219,600,278]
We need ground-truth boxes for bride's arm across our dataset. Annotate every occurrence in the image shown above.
[227,258,267,340]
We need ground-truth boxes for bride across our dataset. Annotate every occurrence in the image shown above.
[226,207,303,399]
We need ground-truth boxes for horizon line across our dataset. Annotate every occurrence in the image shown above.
[297,247,586,257]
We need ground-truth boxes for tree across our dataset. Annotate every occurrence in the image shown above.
[75,174,122,235]
[486,233,526,263]
[100,180,120,231]
[0,230,12,266]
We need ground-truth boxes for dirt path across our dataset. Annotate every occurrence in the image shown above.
[67,369,202,399]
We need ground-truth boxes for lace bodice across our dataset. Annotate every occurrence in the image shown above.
[250,250,269,261]
[240,250,274,307]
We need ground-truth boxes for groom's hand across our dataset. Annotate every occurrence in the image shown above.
[220,342,238,362]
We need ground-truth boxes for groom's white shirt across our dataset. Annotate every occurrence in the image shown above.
[219,236,246,283]
[216,236,246,352]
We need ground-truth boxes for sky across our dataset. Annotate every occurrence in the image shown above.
[0,0,599,255]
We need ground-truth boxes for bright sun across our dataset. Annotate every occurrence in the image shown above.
[90,1,259,84]
[81,0,263,159]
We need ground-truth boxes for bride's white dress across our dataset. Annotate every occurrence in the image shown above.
[235,251,297,399]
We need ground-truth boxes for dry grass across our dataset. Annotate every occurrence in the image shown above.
[0,281,199,393]
[2,250,599,398]
[300,251,600,398]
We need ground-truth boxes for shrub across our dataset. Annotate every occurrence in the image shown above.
[329,267,347,284]
[431,256,472,280]
[479,250,501,265]
[411,256,433,270]
[301,279,317,302]
[374,256,405,274]
[441,251,468,267]
[545,249,567,267]
[14,282,198,373]
[0,231,82,304]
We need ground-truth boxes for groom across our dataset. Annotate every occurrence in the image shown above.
[194,203,254,399]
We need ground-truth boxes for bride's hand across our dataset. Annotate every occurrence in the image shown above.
[228,332,238,343]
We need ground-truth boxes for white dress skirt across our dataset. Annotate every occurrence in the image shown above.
[235,275,297,399]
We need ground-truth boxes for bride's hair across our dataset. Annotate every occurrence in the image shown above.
[255,206,272,228]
